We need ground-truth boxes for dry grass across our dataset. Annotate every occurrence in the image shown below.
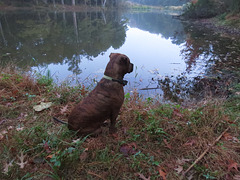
[0,66,240,180]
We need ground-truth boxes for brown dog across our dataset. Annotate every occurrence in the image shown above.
[68,53,133,136]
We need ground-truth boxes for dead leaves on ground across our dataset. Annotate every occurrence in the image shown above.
[0,125,24,141]
[158,167,167,180]
[16,151,28,169]
[222,132,239,143]
[228,160,239,172]
[135,173,150,180]
[2,150,28,174]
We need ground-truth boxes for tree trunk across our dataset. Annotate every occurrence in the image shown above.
[53,0,56,8]
[61,0,64,5]
[73,12,78,42]
[0,21,7,46]
[72,0,75,6]
[102,0,107,7]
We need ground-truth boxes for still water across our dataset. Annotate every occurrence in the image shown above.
[1,10,240,102]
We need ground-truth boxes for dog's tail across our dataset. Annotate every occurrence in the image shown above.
[53,117,68,125]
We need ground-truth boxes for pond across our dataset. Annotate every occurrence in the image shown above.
[1,9,240,102]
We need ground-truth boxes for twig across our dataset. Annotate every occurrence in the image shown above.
[87,171,106,180]
[181,117,239,179]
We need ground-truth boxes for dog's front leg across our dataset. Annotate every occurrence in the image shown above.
[109,112,118,134]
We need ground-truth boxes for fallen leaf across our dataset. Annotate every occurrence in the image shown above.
[233,175,240,180]
[46,154,53,159]
[43,142,51,153]
[7,126,13,130]
[72,138,81,143]
[163,139,172,149]
[60,105,68,114]
[136,173,150,180]
[228,160,239,172]
[3,160,14,174]
[175,166,183,174]
[80,151,88,161]
[33,102,52,112]
[16,127,24,131]
[1,130,8,135]
[223,132,233,141]
[158,167,167,180]
[120,143,138,157]
[16,151,27,169]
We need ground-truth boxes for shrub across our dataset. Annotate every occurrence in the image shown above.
[183,0,219,19]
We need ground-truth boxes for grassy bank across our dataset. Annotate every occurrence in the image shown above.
[182,0,240,34]
[0,67,240,179]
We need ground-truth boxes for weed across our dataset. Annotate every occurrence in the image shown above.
[36,69,53,86]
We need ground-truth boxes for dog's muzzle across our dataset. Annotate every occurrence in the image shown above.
[128,63,134,73]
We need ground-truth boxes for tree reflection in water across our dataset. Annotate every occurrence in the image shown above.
[0,10,127,74]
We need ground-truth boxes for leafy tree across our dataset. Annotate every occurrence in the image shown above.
[0,10,127,73]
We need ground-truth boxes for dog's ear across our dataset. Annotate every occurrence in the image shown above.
[109,53,115,59]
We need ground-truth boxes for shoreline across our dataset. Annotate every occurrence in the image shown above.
[189,17,240,36]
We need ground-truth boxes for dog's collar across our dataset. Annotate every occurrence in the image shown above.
[103,75,128,86]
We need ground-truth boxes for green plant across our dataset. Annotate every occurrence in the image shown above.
[36,69,53,86]
[183,0,218,18]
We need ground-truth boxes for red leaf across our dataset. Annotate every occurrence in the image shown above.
[228,160,239,172]
[158,167,167,180]
[44,142,51,153]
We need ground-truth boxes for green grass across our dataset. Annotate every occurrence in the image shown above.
[0,67,240,179]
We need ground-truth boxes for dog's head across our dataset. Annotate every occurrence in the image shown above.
[104,53,134,79]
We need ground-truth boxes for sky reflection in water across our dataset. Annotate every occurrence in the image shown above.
[38,25,202,97]
[2,10,238,101]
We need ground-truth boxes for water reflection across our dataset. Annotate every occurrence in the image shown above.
[0,10,127,74]
[125,11,186,45]
[158,23,240,102]
[1,10,239,102]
